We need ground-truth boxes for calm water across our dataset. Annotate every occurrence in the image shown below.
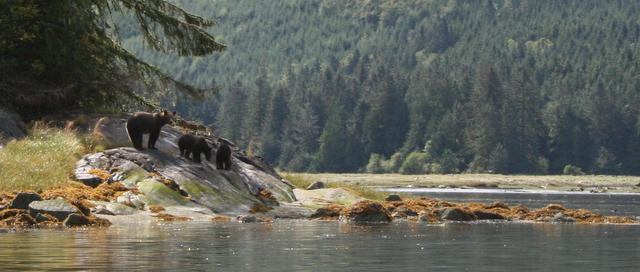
[1,191,639,271]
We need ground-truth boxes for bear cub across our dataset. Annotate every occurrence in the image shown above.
[126,110,176,150]
[216,143,232,170]
[178,134,212,163]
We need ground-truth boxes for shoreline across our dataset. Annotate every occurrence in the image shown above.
[287,173,640,194]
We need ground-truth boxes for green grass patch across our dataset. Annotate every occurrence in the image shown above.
[0,122,84,191]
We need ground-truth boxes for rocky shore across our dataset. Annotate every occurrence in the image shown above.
[0,113,637,228]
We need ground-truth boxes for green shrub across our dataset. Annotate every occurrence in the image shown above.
[366,153,385,174]
[563,165,585,176]
[435,149,460,174]
[399,152,428,175]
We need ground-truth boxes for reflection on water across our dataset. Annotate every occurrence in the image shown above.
[1,191,639,271]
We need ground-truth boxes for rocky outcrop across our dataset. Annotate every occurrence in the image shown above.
[73,114,296,217]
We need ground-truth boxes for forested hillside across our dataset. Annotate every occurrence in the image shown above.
[123,0,640,175]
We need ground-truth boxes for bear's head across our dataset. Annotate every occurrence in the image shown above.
[159,110,177,125]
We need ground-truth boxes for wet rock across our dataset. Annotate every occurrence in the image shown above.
[310,204,344,220]
[10,192,42,210]
[28,197,79,221]
[307,181,325,190]
[75,173,101,188]
[34,213,58,223]
[91,202,139,215]
[396,207,418,216]
[116,190,147,210]
[385,194,402,201]
[549,212,576,223]
[237,215,266,223]
[340,200,393,223]
[436,207,477,221]
[473,210,505,220]
[63,213,93,227]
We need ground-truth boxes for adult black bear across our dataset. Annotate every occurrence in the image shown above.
[126,110,176,150]
[178,134,212,163]
[216,144,232,170]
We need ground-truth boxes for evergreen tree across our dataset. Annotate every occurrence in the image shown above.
[217,80,246,144]
[466,66,505,173]
[0,0,226,113]
[503,67,543,173]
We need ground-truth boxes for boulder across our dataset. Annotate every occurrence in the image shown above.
[385,194,402,201]
[10,192,42,210]
[436,207,477,221]
[75,173,101,188]
[28,197,79,221]
[340,200,393,224]
[0,108,27,144]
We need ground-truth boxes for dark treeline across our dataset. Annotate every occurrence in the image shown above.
[124,0,640,175]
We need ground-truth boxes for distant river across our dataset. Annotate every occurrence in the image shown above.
[1,190,639,271]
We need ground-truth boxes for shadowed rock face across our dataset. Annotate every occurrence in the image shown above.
[75,115,296,215]
[0,108,27,144]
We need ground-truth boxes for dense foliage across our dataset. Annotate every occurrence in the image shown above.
[0,0,225,116]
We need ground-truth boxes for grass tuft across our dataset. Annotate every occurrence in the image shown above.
[0,122,84,191]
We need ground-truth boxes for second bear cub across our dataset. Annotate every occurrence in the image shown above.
[177,134,212,163]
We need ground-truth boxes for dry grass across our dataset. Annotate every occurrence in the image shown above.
[0,122,84,191]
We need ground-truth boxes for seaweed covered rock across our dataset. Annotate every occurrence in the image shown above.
[339,200,392,224]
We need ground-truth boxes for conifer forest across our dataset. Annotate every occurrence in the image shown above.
[3,0,640,175]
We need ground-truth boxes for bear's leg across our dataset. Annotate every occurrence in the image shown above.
[184,149,192,160]
[148,129,160,149]
[130,132,144,150]
[193,151,201,163]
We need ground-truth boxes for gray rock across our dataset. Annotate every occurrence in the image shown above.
[307,181,325,190]
[28,197,79,221]
[549,212,576,223]
[436,207,477,221]
[0,108,27,144]
[385,194,402,201]
[10,192,42,210]
[75,173,101,188]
